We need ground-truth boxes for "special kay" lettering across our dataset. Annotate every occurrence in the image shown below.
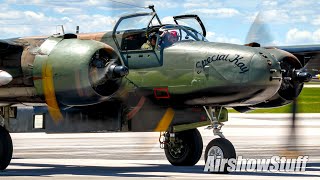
[196,54,249,74]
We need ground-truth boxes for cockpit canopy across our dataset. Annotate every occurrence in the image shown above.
[159,25,207,42]
[112,11,207,51]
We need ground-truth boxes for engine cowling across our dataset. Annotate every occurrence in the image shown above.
[33,35,128,106]
[252,48,303,108]
[235,48,311,112]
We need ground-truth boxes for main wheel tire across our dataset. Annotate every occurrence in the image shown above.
[204,138,236,173]
[0,125,13,170]
[164,128,203,166]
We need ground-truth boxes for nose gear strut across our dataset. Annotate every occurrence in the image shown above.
[203,106,236,173]
[203,106,226,138]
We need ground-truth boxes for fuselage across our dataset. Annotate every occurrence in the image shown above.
[0,31,283,108]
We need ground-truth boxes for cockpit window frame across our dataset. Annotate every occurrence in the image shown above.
[112,12,161,62]
[159,25,206,42]
[173,14,206,37]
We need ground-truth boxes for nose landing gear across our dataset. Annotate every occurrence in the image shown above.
[162,106,235,172]
[203,106,236,173]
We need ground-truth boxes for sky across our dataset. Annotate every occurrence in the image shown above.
[0,0,320,45]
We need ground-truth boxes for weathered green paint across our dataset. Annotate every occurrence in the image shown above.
[33,55,47,96]
[33,36,110,106]
[173,121,211,132]
[114,40,282,106]
[0,10,307,109]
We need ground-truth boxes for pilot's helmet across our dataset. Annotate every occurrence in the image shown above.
[170,31,177,37]
[169,31,178,42]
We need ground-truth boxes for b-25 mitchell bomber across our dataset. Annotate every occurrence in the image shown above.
[0,5,317,172]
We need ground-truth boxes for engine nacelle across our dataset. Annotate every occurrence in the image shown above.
[234,48,304,112]
[33,35,126,106]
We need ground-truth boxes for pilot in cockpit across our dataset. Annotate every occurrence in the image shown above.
[159,30,179,49]
[168,31,178,44]
[141,32,157,50]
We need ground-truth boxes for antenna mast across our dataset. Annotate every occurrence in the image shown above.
[148,5,162,25]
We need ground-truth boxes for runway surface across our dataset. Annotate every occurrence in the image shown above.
[1,113,320,179]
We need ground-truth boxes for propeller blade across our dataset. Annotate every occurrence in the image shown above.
[302,52,320,78]
[42,64,63,124]
[245,11,312,156]
[245,12,273,46]
[288,83,298,148]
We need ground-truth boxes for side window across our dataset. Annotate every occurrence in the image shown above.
[180,29,196,41]
[121,31,161,51]
[191,29,207,41]
[121,32,148,51]
[141,32,158,50]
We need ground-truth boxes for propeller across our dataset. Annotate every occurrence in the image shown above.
[89,49,128,96]
[245,11,314,155]
[42,63,63,124]
[245,12,273,46]
[41,47,128,124]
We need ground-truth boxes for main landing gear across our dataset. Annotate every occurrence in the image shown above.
[0,125,13,170]
[163,128,203,166]
[162,106,236,173]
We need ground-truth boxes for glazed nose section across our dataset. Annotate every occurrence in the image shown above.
[249,52,282,87]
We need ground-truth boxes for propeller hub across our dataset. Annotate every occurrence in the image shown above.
[107,65,129,79]
[294,71,312,83]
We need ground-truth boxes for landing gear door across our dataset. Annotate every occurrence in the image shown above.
[173,15,206,37]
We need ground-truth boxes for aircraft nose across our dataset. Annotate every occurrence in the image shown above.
[249,51,282,87]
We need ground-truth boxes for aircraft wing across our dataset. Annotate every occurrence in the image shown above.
[275,45,320,69]
[0,40,16,85]
[0,39,23,54]
[0,39,10,53]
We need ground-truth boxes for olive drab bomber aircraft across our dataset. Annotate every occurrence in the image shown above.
[0,5,317,172]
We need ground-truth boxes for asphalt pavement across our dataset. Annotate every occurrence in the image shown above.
[1,113,320,179]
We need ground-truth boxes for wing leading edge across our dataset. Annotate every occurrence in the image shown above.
[275,45,320,70]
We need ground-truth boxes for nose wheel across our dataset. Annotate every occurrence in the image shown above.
[203,106,236,173]
[204,138,236,173]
